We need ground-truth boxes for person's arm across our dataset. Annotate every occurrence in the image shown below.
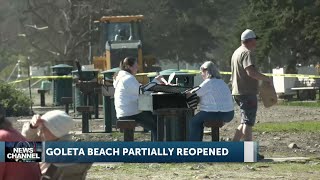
[21,115,42,141]
[243,51,271,83]
[246,66,271,82]
[21,122,41,141]
[194,79,209,97]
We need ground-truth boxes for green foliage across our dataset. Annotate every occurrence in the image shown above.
[0,82,32,116]
[237,0,320,71]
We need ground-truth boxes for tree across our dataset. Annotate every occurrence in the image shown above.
[111,0,243,69]
[17,0,95,65]
[237,0,320,72]
[7,0,245,70]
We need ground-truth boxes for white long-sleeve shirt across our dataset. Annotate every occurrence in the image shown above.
[113,70,141,118]
[196,78,234,112]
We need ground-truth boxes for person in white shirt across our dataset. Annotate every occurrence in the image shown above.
[188,61,234,141]
[113,57,158,140]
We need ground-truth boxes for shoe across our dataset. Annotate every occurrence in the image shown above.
[257,153,265,161]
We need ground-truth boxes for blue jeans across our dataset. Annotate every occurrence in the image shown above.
[119,111,157,141]
[188,111,234,141]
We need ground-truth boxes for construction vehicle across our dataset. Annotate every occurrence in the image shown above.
[92,15,160,83]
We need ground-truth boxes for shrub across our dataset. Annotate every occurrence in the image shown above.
[0,82,32,116]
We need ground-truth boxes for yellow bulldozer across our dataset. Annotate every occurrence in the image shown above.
[92,15,160,83]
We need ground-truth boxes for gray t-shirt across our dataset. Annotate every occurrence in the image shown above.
[231,45,258,95]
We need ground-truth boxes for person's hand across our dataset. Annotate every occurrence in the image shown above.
[30,114,44,129]
[265,78,273,86]
[185,91,193,98]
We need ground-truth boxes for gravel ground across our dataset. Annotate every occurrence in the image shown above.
[11,90,320,179]
[11,102,320,157]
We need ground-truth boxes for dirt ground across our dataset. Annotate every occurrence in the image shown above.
[86,161,320,180]
[12,102,320,158]
[11,91,320,179]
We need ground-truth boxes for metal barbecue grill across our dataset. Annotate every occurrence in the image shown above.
[140,82,190,94]
[139,82,200,111]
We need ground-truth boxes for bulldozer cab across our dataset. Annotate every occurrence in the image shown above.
[101,16,143,42]
[108,23,135,41]
[93,15,144,72]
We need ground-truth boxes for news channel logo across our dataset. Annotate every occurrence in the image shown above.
[5,141,42,162]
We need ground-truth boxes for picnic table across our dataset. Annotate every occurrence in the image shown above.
[291,86,320,100]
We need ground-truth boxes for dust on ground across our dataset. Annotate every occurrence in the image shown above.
[10,98,320,179]
[11,103,320,157]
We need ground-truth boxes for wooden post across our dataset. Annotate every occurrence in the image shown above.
[203,120,224,142]
[82,112,90,133]
[157,116,165,141]
[77,106,94,133]
[38,89,47,107]
[117,120,137,141]
[61,97,73,114]
[211,127,220,141]
[103,96,112,133]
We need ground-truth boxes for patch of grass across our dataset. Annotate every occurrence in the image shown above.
[111,132,124,139]
[278,100,320,107]
[88,162,320,179]
[254,121,320,133]
[90,161,320,173]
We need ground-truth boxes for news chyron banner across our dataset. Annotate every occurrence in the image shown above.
[0,142,42,162]
[0,142,258,163]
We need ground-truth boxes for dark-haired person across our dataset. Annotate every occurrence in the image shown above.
[188,61,234,141]
[0,105,41,180]
[113,57,159,140]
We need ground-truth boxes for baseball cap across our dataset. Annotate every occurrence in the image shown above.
[241,29,258,41]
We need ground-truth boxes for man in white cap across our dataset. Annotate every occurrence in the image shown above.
[22,110,75,174]
[230,29,271,158]
[22,110,74,141]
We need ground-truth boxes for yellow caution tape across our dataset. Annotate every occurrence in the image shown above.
[263,73,320,78]
[220,72,232,75]
[8,70,320,85]
[8,75,73,84]
[136,72,157,76]
[180,69,320,79]
[8,79,30,84]
[31,75,73,79]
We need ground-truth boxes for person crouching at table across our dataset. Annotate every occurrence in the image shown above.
[113,57,157,141]
[188,61,234,141]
